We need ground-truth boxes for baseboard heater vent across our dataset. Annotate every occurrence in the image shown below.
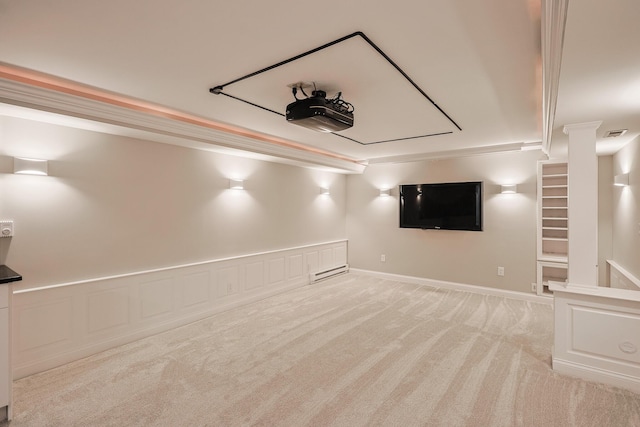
[309,264,349,283]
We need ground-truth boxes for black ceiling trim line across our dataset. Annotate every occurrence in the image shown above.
[368,131,455,145]
[332,131,454,146]
[218,92,284,116]
[354,32,461,132]
[210,32,363,92]
[209,31,461,144]
[330,133,361,144]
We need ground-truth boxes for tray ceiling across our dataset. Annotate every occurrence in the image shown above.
[5,0,640,167]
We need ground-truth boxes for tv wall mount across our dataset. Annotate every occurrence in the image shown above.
[209,31,461,145]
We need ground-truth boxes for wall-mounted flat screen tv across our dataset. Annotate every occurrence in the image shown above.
[399,181,483,231]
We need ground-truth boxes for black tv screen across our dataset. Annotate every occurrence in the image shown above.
[399,181,483,231]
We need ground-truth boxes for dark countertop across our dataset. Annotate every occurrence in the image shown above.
[0,265,22,284]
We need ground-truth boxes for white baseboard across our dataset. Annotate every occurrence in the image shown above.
[553,358,640,394]
[349,268,552,304]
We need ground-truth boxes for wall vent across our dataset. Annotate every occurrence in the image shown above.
[604,129,627,138]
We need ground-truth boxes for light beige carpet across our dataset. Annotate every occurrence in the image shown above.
[2,274,640,426]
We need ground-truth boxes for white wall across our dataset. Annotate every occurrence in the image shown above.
[346,150,543,293]
[0,116,347,291]
[598,155,613,286]
[612,135,640,282]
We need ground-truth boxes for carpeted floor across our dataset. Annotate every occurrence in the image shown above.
[2,273,640,426]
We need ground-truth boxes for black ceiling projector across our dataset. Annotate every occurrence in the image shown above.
[285,90,354,133]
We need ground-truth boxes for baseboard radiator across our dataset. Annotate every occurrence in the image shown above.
[310,264,349,283]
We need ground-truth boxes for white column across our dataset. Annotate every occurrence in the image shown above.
[563,121,601,287]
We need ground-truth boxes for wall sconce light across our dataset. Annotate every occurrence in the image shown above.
[229,179,244,190]
[614,173,630,187]
[13,157,48,176]
[379,188,391,197]
[501,184,517,194]
[320,187,330,195]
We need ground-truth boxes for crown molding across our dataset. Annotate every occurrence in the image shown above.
[541,0,569,155]
[0,68,365,174]
[563,121,603,134]
[366,141,542,164]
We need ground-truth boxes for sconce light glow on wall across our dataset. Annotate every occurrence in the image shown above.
[614,173,629,187]
[320,187,330,195]
[379,188,391,197]
[13,157,48,176]
[229,179,244,190]
[500,184,517,194]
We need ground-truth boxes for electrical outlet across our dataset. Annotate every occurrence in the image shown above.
[531,282,537,293]
[0,221,14,237]
[381,254,386,262]
[497,266,504,276]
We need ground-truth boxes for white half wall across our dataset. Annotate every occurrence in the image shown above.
[552,285,640,394]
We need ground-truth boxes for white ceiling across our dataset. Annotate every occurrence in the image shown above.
[0,0,637,168]
[551,0,640,158]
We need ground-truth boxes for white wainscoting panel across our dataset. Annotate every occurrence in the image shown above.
[305,251,319,275]
[87,287,130,334]
[140,278,174,320]
[182,271,210,309]
[320,248,334,271]
[244,262,264,291]
[268,258,285,285]
[12,240,347,379]
[572,306,640,364]
[333,245,347,268]
[288,254,303,280]
[552,287,640,393]
[17,298,73,353]
[217,265,239,298]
